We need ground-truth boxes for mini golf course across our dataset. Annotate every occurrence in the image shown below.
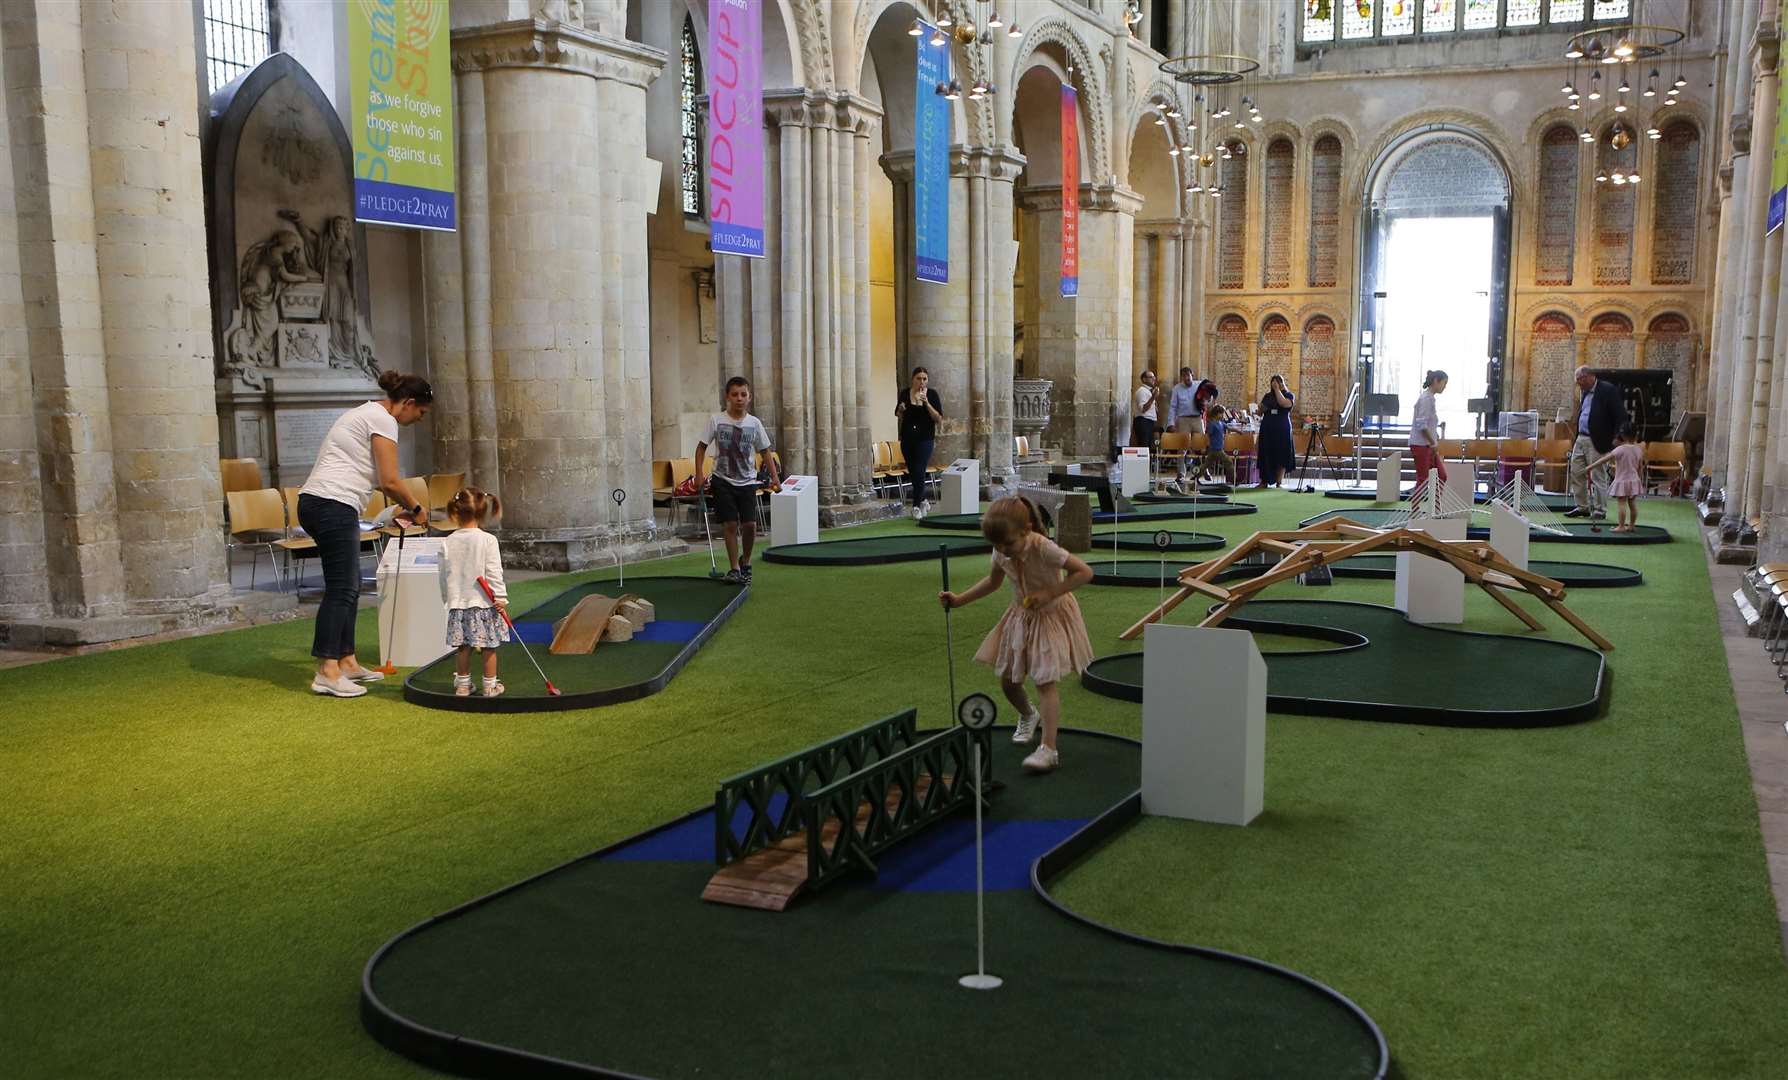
[1298,506,1671,543]
[917,502,1258,531]
[361,725,1388,1079]
[1329,555,1642,588]
[1091,528,1227,552]
[404,577,747,712]
[761,534,990,565]
[1322,487,1577,511]
[1080,599,1608,726]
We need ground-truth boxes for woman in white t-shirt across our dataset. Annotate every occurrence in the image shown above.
[296,370,433,697]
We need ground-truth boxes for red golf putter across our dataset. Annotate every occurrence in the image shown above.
[478,576,560,697]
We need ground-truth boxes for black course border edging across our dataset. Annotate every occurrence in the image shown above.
[1078,600,1609,727]
[400,577,749,714]
[760,536,992,565]
[1092,530,1227,553]
[1328,556,1643,588]
[360,726,1391,1080]
[1296,509,1671,544]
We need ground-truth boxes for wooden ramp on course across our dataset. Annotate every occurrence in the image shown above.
[702,774,938,912]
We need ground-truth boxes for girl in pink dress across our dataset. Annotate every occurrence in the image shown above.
[1590,423,1645,532]
[939,497,1094,773]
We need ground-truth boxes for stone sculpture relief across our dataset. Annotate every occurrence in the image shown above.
[221,210,373,387]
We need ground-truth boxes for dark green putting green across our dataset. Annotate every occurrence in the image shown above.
[1081,600,1607,726]
[403,577,746,713]
[1298,506,1671,543]
[761,534,990,565]
[1130,491,1234,503]
[1330,554,1643,588]
[1322,487,1576,511]
[917,502,1258,531]
[1091,529,1226,552]
[362,726,1387,1079]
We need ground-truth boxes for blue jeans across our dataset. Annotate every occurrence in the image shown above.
[902,437,934,506]
[298,494,362,660]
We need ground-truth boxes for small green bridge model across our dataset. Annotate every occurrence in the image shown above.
[704,709,992,911]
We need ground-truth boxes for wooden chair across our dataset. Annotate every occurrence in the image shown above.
[225,488,288,591]
[1497,436,1538,490]
[426,472,468,531]
[668,457,699,527]
[872,441,905,499]
[274,487,385,592]
[1157,432,1192,487]
[651,459,676,502]
[1465,439,1501,492]
[1226,431,1258,485]
[220,458,263,496]
[380,477,432,539]
[1532,437,1574,494]
[1642,441,1689,494]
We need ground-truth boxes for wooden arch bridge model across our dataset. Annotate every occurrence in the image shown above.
[1120,519,1614,652]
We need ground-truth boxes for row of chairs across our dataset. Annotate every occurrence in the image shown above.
[224,472,468,592]
[651,454,786,527]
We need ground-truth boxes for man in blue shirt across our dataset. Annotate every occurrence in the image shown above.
[1565,366,1627,519]
[1165,368,1202,492]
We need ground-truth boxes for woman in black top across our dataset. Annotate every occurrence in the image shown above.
[895,367,943,516]
[1255,374,1296,488]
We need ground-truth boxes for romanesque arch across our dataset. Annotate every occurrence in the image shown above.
[1299,315,1339,421]
[1527,311,1578,424]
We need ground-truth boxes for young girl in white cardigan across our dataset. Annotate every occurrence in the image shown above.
[438,487,509,697]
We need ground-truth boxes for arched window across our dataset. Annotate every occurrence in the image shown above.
[1536,125,1579,286]
[1262,138,1294,289]
[1651,121,1701,285]
[1258,315,1293,402]
[680,16,703,218]
[1299,316,1338,422]
[1308,135,1342,288]
[1589,312,1634,368]
[1527,313,1577,422]
[1593,125,1637,286]
[1213,315,1249,398]
[202,0,273,94]
[1216,143,1248,291]
[1647,314,1695,409]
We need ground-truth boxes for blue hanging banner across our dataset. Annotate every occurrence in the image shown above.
[914,26,950,284]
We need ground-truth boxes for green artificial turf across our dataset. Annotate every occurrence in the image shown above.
[760,533,991,564]
[2,492,1785,1078]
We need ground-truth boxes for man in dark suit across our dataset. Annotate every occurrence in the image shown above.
[1565,366,1628,518]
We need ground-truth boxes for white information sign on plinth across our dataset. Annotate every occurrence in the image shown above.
[940,458,980,515]
[1393,516,1466,625]
[376,536,449,667]
[770,474,818,547]
[1376,452,1403,502]
[1141,623,1265,826]
[1120,447,1150,497]
[1488,500,1531,569]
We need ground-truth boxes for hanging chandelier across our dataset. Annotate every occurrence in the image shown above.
[1558,24,1682,186]
[929,1,1017,104]
[1160,0,1263,202]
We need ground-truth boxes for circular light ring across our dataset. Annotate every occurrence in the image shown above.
[1563,24,1684,64]
[1158,53,1261,86]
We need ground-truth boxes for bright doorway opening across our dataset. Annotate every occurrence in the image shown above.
[1379,215,1493,438]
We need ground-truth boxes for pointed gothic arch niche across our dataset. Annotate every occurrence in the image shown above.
[1536,124,1579,286]
[1212,313,1249,398]
[1647,313,1695,412]
[1258,314,1293,403]
[1300,315,1339,422]
[1308,134,1342,288]
[1651,120,1702,285]
[1526,311,1577,424]
[1130,110,1185,382]
[1262,137,1295,289]
[1361,125,1511,430]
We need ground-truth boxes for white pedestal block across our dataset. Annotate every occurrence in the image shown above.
[1376,452,1403,502]
[377,537,449,667]
[1488,501,1530,569]
[1120,447,1150,497]
[770,474,818,546]
[940,458,979,515]
[1141,623,1266,826]
[1393,516,1465,625]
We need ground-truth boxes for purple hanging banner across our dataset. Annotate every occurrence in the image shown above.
[708,0,764,258]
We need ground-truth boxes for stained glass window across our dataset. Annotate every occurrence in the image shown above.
[1549,0,1586,21]
[1423,0,1457,33]
[1342,0,1375,39]
[1304,0,1336,42]
[1507,0,1541,26]
[1462,0,1498,30]
[681,17,703,218]
[1383,1,1415,36]
[203,0,272,95]
[1593,0,1630,18]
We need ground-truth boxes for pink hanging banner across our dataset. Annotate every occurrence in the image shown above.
[708,0,764,258]
[1060,83,1079,298]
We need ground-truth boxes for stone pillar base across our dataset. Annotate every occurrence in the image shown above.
[500,532,689,573]
[1704,522,1759,564]
[819,501,908,528]
[0,587,296,648]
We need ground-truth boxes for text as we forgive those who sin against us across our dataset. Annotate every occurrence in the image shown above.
[358,0,440,183]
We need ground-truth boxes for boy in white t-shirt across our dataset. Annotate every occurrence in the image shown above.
[695,376,780,585]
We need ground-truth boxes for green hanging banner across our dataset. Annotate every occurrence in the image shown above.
[348,0,457,231]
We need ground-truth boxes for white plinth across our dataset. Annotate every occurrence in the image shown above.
[376,537,449,667]
[1376,452,1403,502]
[1141,623,1265,826]
[1120,447,1150,497]
[940,458,979,515]
[770,474,819,546]
[1393,516,1465,625]
[1488,501,1530,569]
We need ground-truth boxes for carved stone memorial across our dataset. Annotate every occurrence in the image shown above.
[205,54,383,485]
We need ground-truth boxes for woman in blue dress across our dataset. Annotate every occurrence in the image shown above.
[1255,373,1296,488]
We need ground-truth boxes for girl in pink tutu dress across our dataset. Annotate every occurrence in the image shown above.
[938,497,1094,773]
[1590,423,1645,533]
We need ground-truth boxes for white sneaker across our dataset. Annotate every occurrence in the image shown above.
[343,667,384,682]
[310,674,367,698]
[1022,744,1060,773]
[921,499,932,515]
[1011,711,1040,744]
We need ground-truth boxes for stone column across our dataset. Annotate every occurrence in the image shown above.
[883,150,970,466]
[963,146,1023,487]
[1155,223,1180,374]
[1132,230,1153,378]
[451,19,666,570]
[1723,26,1780,537]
